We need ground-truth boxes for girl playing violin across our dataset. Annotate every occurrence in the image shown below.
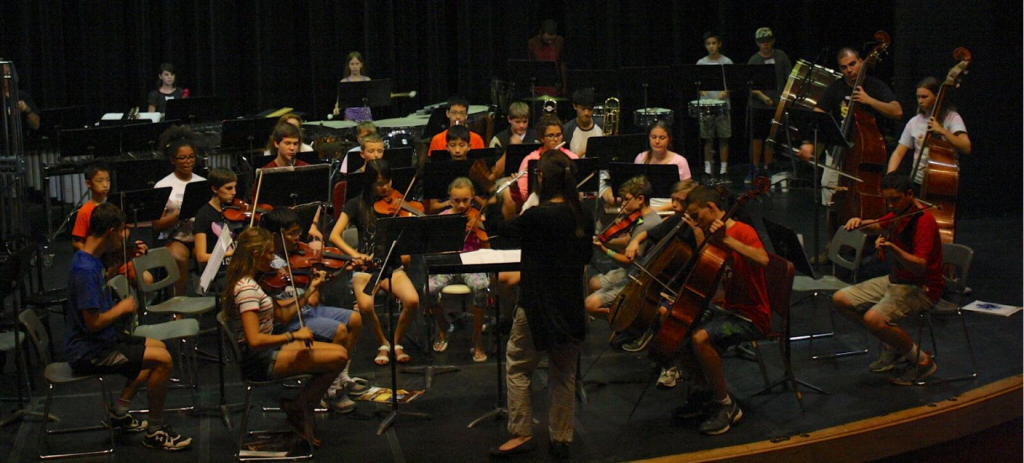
[261,208,368,412]
[223,227,347,445]
[328,159,421,366]
[193,168,237,282]
[428,177,490,362]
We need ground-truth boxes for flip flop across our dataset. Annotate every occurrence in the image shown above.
[394,345,411,364]
[471,348,488,363]
[374,345,391,366]
[432,337,449,353]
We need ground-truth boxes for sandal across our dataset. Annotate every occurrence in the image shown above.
[394,345,411,364]
[471,348,488,363]
[374,345,391,366]
[433,325,455,353]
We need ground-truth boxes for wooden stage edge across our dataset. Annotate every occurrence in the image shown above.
[640,374,1023,463]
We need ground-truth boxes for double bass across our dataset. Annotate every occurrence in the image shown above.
[832,31,892,227]
[911,48,972,244]
[648,178,769,365]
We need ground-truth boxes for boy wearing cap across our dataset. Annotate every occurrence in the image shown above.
[562,88,604,158]
[746,27,792,183]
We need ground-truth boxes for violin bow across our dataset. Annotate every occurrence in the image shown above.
[853,200,940,231]
[250,169,265,228]
[391,170,420,218]
[279,232,312,348]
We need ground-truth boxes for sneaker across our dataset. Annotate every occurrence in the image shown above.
[869,349,905,373]
[143,426,193,451]
[106,411,148,433]
[621,328,654,352]
[657,367,680,389]
[345,378,371,397]
[321,393,356,414]
[698,400,742,435]
[672,389,714,421]
[890,357,937,386]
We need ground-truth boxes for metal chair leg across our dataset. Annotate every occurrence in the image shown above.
[237,386,254,457]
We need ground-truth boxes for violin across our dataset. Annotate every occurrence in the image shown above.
[373,189,425,217]
[463,206,490,245]
[596,209,642,245]
[222,198,274,224]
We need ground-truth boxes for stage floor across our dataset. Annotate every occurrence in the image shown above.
[1,186,1021,462]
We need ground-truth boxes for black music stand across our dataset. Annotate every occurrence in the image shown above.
[256,164,331,208]
[502,143,542,178]
[336,78,393,110]
[179,181,210,223]
[787,108,850,271]
[762,217,817,279]
[605,163,680,198]
[586,134,648,165]
[344,151,366,175]
[165,96,224,124]
[617,66,676,124]
[118,187,171,246]
[295,150,329,166]
[383,147,414,169]
[506,59,559,97]
[121,120,177,154]
[220,117,278,153]
[422,160,474,200]
[389,216,468,388]
[111,158,169,192]
[59,125,122,158]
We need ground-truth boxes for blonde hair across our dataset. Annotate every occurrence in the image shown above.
[222,228,275,317]
[448,177,476,195]
[507,102,530,120]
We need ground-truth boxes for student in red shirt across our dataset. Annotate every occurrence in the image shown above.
[72,163,112,251]
[834,173,943,385]
[263,123,309,169]
[427,96,485,153]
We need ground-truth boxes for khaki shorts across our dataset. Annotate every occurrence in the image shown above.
[837,276,935,324]
[699,113,732,139]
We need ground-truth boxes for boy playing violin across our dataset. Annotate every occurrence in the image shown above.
[260,208,369,412]
[586,176,661,319]
[428,177,490,362]
[833,173,942,384]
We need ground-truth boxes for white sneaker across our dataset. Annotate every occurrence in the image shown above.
[657,367,680,389]
[321,393,356,414]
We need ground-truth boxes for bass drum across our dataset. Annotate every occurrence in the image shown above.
[766,60,842,155]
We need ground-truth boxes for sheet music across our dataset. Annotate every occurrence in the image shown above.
[459,249,521,265]
[200,225,233,294]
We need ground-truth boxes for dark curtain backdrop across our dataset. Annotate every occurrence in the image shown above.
[1,0,1019,215]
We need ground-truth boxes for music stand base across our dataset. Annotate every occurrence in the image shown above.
[404,365,460,390]
[0,409,58,427]
[467,406,507,428]
[376,409,431,435]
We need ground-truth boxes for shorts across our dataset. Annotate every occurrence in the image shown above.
[239,345,281,382]
[277,305,354,342]
[70,336,147,380]
[428,273,490,307]
[693,308,762,354]
[699,113,732,139]
[836,276,935,324]
[591,268,628,307]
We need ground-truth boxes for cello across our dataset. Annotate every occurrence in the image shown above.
[831,31,892,227]
[648,177,769,366]
[911,48,972,244]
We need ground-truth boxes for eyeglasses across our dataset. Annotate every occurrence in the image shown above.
[174,155,197,162]
[448,110,468,117]
[543,133,564,139]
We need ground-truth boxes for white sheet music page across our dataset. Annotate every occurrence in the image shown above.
[459,249,521,265]
[200,226,234,294]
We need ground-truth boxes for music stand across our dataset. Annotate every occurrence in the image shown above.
[336,78,393,109]
[617,67,676,120]
[110,158,169,192]
[256,164,331,208]
[59,125,122,158]
[786,108,851,271]
[503,143,542,177]
[605,162,679,198]
[422,160,473,200]
[383,147,414,169]
[524,158,601,195]
[585,134,648,165]
[220,117,278,153]
[344,151,366,175]
[121,120,177,154]
[506,59,559,97]
[165,96,224,124]
[117,187,171,245]
[295,150,329,166]
[179,180,210,223]
[762,217,817,279]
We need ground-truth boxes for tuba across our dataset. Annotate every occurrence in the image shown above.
[603,97,620,135]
